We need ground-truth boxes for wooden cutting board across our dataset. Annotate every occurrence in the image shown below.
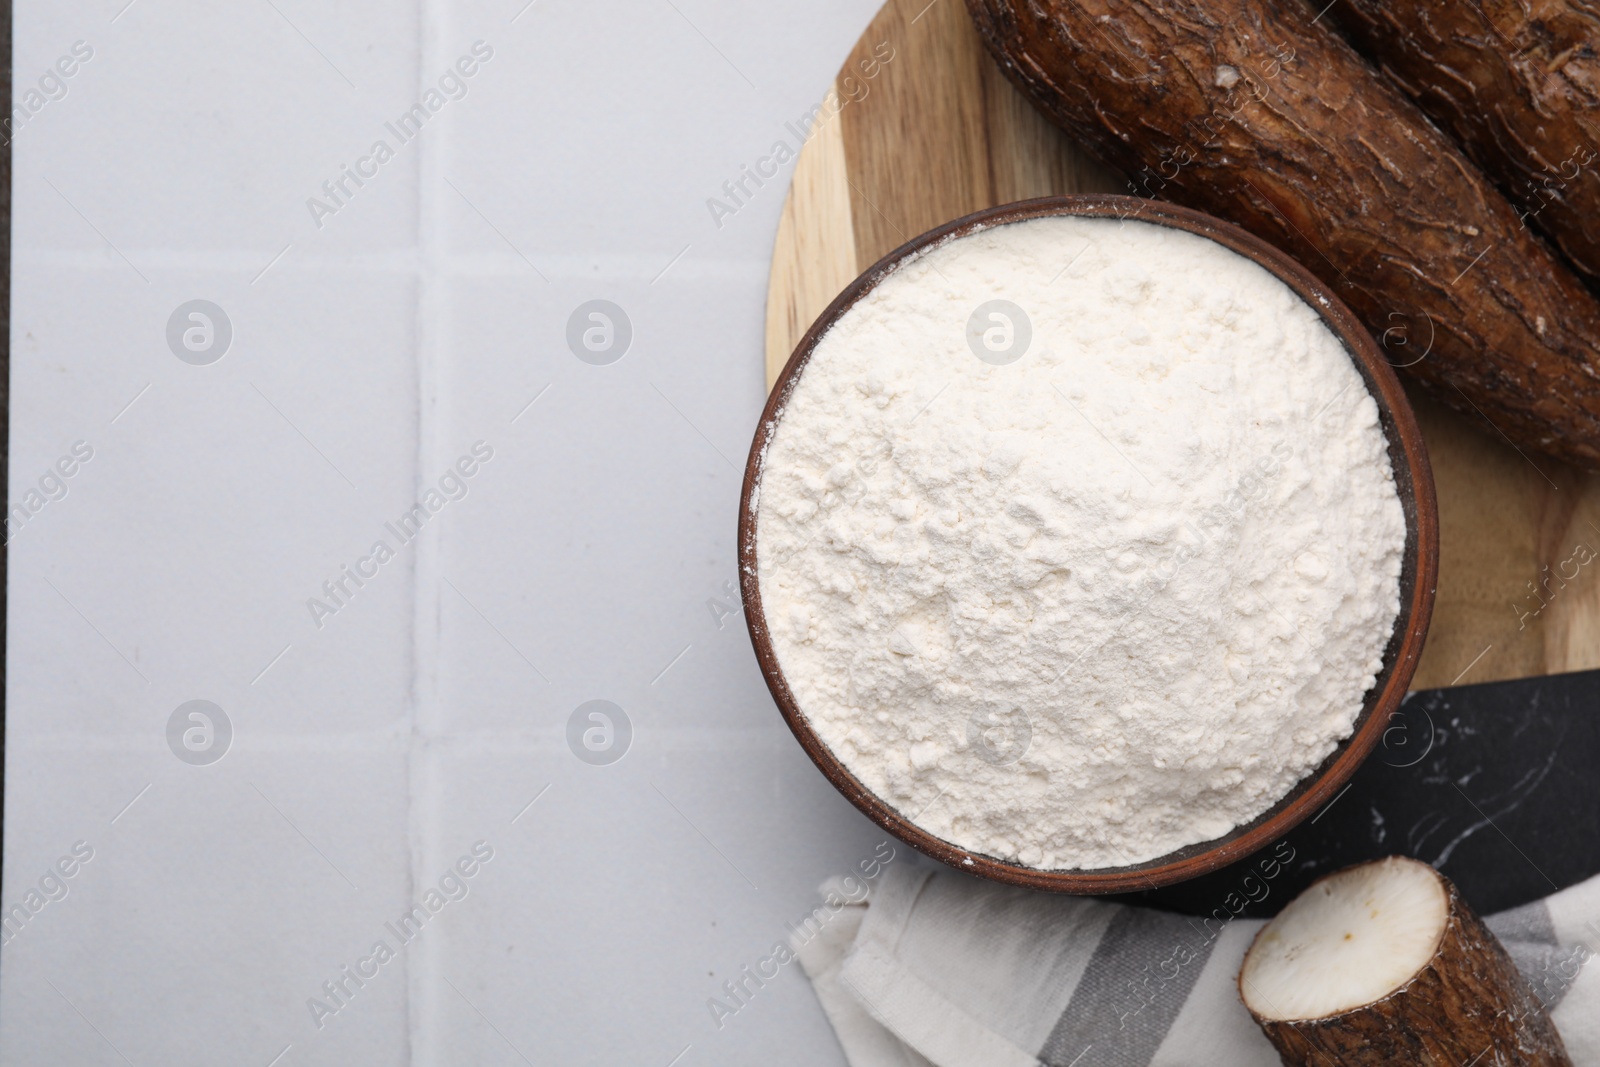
[762,0,1600,690]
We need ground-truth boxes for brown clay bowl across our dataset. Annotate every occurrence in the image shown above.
[739,195,1438,894]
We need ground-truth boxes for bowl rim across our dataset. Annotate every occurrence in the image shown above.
[738,194,1439,894]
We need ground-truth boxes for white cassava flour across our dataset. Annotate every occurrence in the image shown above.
[753,215,1406,871]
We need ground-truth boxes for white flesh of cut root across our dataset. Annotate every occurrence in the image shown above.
[1240,855,1446,1020]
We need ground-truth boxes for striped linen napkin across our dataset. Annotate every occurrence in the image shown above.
[793,861,1600,1067]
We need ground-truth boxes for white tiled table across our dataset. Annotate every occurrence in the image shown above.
[2,2,891,1062]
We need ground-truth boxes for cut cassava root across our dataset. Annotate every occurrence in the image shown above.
[966,0,1600,470]
[1239,857,1571,1066]
[1240,856,1449,1023]
[1323,0,1600,289]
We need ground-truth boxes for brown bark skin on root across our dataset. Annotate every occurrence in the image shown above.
[965,0,1600,470]
[1323,0,1600,291]
[1244,869,1572,1066]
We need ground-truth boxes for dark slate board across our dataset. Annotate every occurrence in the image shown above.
[1118,668,1600,918]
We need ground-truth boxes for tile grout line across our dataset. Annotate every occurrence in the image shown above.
[406,0,452,1058]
